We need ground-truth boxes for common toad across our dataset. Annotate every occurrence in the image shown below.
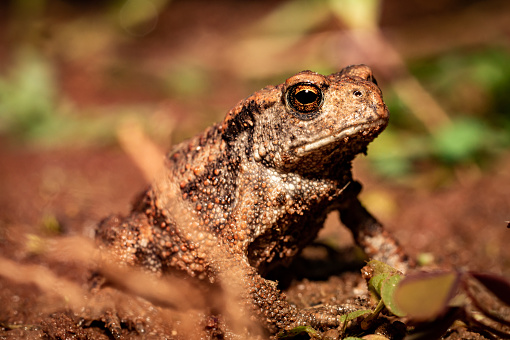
[96,65,408,335]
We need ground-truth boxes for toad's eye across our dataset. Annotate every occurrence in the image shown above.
[286,83,323,116]
[353,90,363,97]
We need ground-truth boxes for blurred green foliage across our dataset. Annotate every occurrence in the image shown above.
[0,48,163,148]
[0,48,111,147]
[0,49,57,141]
[413,49,510,118]
[371,48,510,179]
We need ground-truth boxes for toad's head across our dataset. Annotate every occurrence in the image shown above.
[222,65,389,177]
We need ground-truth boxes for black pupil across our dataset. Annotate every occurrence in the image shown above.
[295,89,318,104]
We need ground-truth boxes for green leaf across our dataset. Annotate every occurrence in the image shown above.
[368,272,388,299]
[338,309,372,324]
[366,260,401,299]
[380,274,406,317]
[394,271,459,320]
[277,325,318,339]
[366,260,400,276]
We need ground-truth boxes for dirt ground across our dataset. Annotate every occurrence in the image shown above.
[0,0,509,339]
[1,137,509,339]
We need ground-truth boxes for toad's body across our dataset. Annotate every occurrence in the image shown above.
[96,65,407,333]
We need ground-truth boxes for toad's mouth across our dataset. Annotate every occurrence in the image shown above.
[293,119,386,157]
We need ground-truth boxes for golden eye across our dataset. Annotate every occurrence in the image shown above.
[287,83,322,115]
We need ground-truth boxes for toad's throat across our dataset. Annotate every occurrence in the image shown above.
[293,120,386,157]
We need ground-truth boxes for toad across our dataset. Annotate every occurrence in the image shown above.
[96,64,408,335]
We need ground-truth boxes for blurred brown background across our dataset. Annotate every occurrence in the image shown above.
[0,0,509,278]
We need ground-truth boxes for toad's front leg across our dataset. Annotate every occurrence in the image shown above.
[337,181,410,272]
[245,264,363,335]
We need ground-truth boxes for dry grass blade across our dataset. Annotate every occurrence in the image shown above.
[0,256,88,309]
[117,118,166,182]
[49,239,208,311]
[97,252,208,311]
